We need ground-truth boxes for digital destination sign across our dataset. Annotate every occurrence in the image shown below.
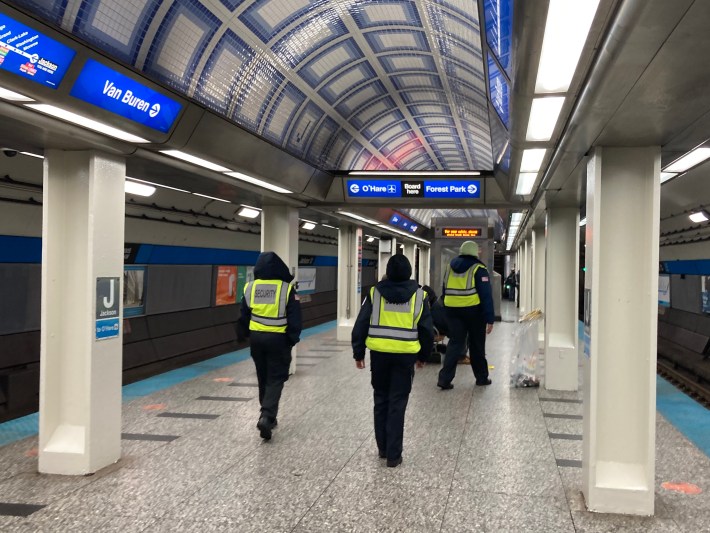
[441,228,482,238]
[70,59,183,133]
[347,179,481,199]
[0,13,76,88]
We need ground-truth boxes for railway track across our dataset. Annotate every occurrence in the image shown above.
[657,359,710,409]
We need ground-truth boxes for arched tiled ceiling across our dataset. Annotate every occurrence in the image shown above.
[15,0,501,172]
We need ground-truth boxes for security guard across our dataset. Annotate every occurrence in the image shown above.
[239,251,301,440]
[437,241,495,389]
[352,255,433,467]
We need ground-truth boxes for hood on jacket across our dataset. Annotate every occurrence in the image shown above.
[450,255,483,274]
[375,279,420,304]
[386,254,412,282]
[254,251,294,283]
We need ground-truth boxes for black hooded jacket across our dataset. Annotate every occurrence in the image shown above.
[442,255,495,324]
[351,278,434,362]
[238,252,302,346]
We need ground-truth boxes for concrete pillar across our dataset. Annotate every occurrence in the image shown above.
[39,150,125,475]
[378,237,397,281]
[261,205,299,372]
[520,238,531,315]
[532,229,546,346]
[544,208,579,391]
[403,243,416,281]
[336,223,363,341]
[421,247,431,286]
[582,147,660,515]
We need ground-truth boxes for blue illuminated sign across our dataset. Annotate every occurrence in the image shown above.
[389,212,420,233]
[0,13,76,88]
[347,180,400,197]
[70,59,183,133]
[423,180,480,198]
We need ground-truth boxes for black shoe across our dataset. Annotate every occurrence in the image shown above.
[437,382,454,390]
[257,416,273,440]
[386,457,403,468]
[378,450,386,459]
[476,378,492,386]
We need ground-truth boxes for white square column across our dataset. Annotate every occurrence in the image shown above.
[40,150,125,475]
[420,247,431,286]
[336,223,363,341]
[532,229,546,347]
[582,147,660,515]
[403,243,416,281]
[544,208,579,391]
[377,237,397,281]
[261,205,299,372]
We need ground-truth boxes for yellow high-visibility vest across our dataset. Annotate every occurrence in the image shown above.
[244,279,292,333]
[366,287,424,354]
[443,263,484,307]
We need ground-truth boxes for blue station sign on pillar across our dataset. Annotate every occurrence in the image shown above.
[70,59,183,133]
[347,179,481,199]
[0,12,76,88]
[96,277,120,341]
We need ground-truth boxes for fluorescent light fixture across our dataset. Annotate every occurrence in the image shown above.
[511,212,523,224]
[526,97,565,141]
[520,149,546,173]
[349,171,481,176]
[664,147,710,173]
[689,210,709,223]
[161,150,231,172]
[322,224,338,229]
[238,206,260,218]
[127,176,191,193]
[496,140,510,165]
[125,180,155,197]
[193,192,230,203]
[579,217,587,227]
[301,221,316,230]
[19,151,44,159]
[366,236,375,243]
[516,172,538,195]
[339,211,380,225]
[225,171,292,194]
[376,224,431,245]
[26,103,149,143]
[660,172,677,184]
[301,218,317,225]
[535,0,601,93]
[0,86,33,102]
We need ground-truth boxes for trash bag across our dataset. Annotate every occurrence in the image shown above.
[511,310,543,388]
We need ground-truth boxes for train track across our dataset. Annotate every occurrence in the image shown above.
[657,359,710,409]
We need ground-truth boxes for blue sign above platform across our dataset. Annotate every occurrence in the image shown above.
[347,179,480,199]
[70,59,182,133]
[0,13,76,88]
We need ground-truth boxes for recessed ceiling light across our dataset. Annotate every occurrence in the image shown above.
[301,221,316,230]
[689,210,709,223]
[26,103,149,143]
[520,149,546,173]
[516,172,538,195]
[161,150,231,172]
[526,97,565,141]
[366,236,375,243]
[225,171,292,194]
[238,206,260,218]
[579,217,587,227]
[664,147,710,173]
[125,180,155,197]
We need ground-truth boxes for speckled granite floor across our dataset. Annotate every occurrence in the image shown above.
[0,302,708,532]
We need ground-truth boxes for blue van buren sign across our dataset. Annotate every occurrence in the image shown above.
[0,13,76,88]
[70,59,182,133]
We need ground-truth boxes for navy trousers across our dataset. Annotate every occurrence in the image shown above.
[438,306,489,385]
[250,332,292,420]
[370,351,417,461]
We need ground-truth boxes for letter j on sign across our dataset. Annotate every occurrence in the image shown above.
[96,277,120,340]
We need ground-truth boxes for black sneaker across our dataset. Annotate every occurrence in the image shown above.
[476,378,492,386]
[257,416,273,440]
[386,457,403,468]
[437,382,454,390]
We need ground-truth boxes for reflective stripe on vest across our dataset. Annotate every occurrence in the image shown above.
[366,287,424,354]
[443,263,483,307]
[244,279,292,333]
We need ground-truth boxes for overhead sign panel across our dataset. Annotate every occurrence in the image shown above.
[347,179,481,199]
[389,212,419,233]
[70,59,183,133]
[0,13,76,88]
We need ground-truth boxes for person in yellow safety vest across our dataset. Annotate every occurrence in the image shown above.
[238,251,302,440]
[352,254,433,468]
[437,240,495,389]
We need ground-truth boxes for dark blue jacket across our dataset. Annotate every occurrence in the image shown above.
[352,279,433,362]
[238,252,302,347]
[442,255,495,324]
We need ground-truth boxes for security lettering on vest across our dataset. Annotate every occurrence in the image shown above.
[384,301,413,313]
[254,286,277,304]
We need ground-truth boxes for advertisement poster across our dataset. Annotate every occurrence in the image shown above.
[123,266,145,317]
[702,276,710,314]
[215,266,237,306]
[658,274,671,307]
[297,267,317,294]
